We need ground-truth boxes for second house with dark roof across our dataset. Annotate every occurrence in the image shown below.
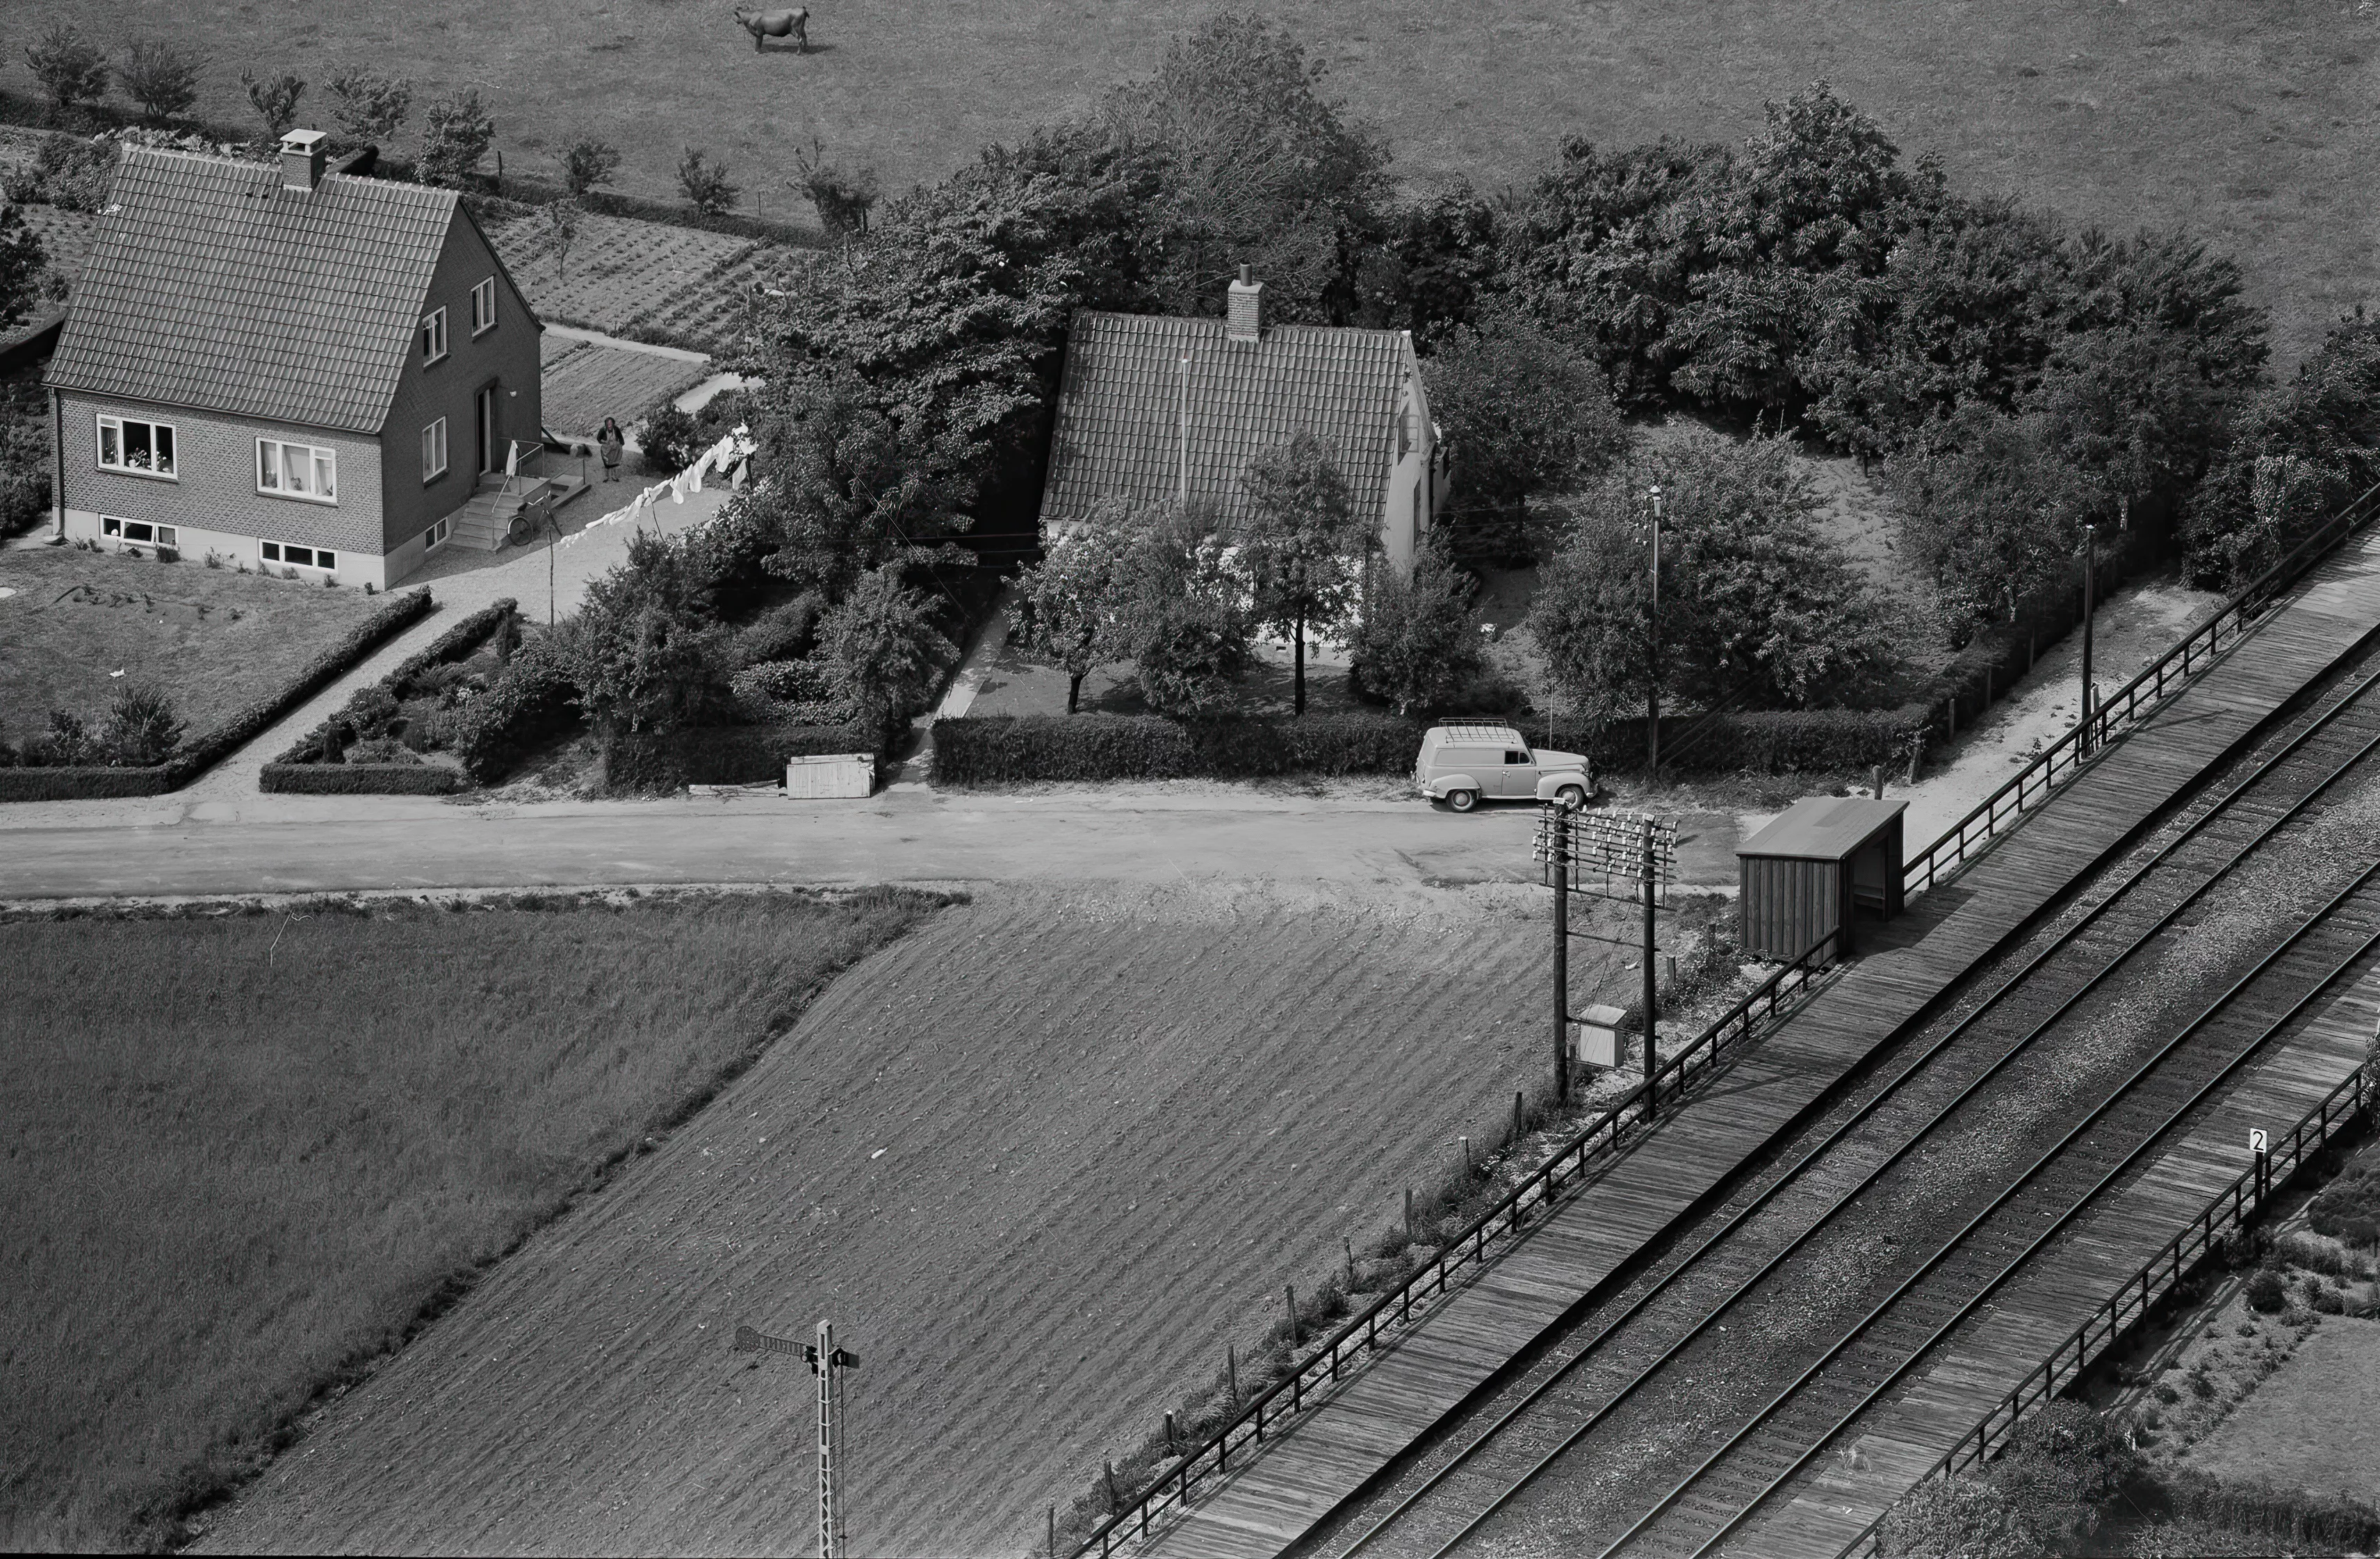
[1038,266,1443,575]
[44,131,541,588]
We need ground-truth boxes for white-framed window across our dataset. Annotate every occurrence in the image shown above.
[425,516,451,551]
[96,414,177,478]
[470,276,497,335]
[256,438,337,503]
[422,416,448,481]
[260,539,337,571]
[420,307,448,364]
[99,518,177,546]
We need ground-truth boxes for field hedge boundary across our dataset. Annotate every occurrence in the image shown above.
[263,598,519,792]
[603,721,883,792]
[0,587,434,803]
[931,712,1426,785]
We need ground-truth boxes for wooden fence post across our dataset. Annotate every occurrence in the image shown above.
[1344,1236,1357,1287]
[1227,1344,1238,1403]
[1285,1284,1298,1346]
[1404,1186,1415,1243]
[1165,1410,1176,1455]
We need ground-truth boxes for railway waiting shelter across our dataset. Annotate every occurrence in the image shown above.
[1736,797,1907,961]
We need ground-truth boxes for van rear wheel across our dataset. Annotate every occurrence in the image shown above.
[1446,788,1479,813]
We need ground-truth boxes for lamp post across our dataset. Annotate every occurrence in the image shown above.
[1647,484,1663,776]
[2080,522,2098,756]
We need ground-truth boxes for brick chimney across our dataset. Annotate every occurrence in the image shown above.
[1226,264,1262,343]
[279,129,329,193]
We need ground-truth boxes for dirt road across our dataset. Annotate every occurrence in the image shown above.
[190,883,1629,1558]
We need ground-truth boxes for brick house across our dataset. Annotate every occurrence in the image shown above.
[1037,268,1443,575]
[44,131,541,589]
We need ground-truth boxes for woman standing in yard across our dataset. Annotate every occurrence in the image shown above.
[597,417,626,482]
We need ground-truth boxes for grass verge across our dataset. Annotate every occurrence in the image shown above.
[0,885,955,1551]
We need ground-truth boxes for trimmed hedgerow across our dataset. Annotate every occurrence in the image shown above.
[603,721,881,792]
[0,588,433,803]
[450,639,581,785]
[1547,705,1934,776]
[931,712,1427,786]
[259,763,469,796]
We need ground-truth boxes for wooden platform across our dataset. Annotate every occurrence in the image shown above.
[1133,529,2380,1559]
[1744,964,2380,1559]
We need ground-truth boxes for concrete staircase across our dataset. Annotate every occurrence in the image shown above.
[443,468,594,552]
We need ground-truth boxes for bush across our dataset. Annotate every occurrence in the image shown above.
[676,146,739,218]
[23,23,110,115]
[1534,705,1931,776]
[1346,546,1481,715]
[450,632,582,783]
[602,721,879,792]
[0,403,54,540]
[931,712,1424,785]
[2244,1268,2287,1314]
[259,762,466,796]
[1876,1477,2044,1559]
[268,599,519,769]
[118,40,204,122]
[238,69,307,140]
[2307,1150,2380,1245]
[326,65,413,146]
[4,133,117,211]
[2151,1469,2380,1554]
[734,593,826,667]
[639,403,700,475]
[416,88,494,188]
[97,682,184,766]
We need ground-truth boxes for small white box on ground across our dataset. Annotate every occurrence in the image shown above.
[785,753,874,799]
[1573,1004,1627,1070]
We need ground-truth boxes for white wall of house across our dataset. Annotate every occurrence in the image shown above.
[1376,339,1433,577]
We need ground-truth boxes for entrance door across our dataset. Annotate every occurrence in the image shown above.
[475,385,500,476]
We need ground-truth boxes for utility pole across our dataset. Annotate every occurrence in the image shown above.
[1647,484,1663,775]
[2080,522,2098,756]
[1551,799,1571,1104]
[736,1320,861,1558]
[1641,813,1658,1117]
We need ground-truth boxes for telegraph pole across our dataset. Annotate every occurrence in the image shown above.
[736,1320,861,1558]
[1551,799,1572,1104]
[1641,815,1659,1116]
[2080,523,2098,755]
[1647,484,1663,774]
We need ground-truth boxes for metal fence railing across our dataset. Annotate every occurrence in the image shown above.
[1836,1058,2374,1558]
[1068,927,1843,1558]
[1904,485,2380,900]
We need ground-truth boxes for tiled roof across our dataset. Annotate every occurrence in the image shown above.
[1039,311,1414,534]
[45,148,459,434]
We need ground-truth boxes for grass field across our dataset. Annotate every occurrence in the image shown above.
[2183,1314,2380,1500]
[0,888,950,1550]
[2,1,2371,364]
[188,881,1629,1558]
[0,546,382,740]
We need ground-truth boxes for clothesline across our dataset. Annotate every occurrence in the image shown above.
[557,426,759,550]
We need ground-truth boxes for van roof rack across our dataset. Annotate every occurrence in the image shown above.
[1432,721,1523,744]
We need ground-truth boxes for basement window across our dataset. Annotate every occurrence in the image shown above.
[260,540,337,571]
[100,518,177,546]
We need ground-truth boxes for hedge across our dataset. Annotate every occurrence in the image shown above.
[259,762,470,796]
[603,721,882,792]
[2149,1469,2380,1553]
[0,587,434,803]
[269,597,519,774]
[1540,705,1934,776]
[931,712,1427,785]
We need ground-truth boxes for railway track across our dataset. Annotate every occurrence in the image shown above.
[1310,658,2380,1559]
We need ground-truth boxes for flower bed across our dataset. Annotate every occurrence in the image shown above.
[259,599,518,795]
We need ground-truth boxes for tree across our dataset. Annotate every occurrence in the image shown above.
[1348,542,1481,715]
[546,196,582,279]
[416,88,494,188]
[1979,1403,2139,1551]
[676,147,738,218]
[1095,13,1391,323]
[792,140,882,240]
[24,24,109,116]
[1123,507,1253,717]
[118,40,203,122]
[1015,502,1141,713]
[1426,313,1629,563]
[1536,431,1890,714]
[571,531,731,737]
[1236,433,1369,713]
[1886,406,2101,630]
[0,206,46,334]
[327,65,413,145]
[710,369,976,601]
[558,136,620,197]
[98,683,184,767]
[1358,179,1501,350]
[818,564,956,735]
[239,69,307,140]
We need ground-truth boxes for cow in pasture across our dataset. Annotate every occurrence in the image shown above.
[733,6,810,51]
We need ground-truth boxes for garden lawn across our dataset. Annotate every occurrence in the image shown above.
[2183,1314,2380,1501]
[540,338,712,439]
[0,887,950,1550]
[0,546,383,741]
[3,0,2371,364]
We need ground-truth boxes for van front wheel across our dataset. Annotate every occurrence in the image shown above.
[1555,784,1586,810]
[1446,788,1479,813]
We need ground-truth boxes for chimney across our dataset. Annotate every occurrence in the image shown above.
[1226,264,1262,343]
[279,129,329,193]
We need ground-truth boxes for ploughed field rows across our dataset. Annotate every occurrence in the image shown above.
[490,212,752,340]
[1310,652,2380,1559]
[541,340,712,439]
[196,883,1608,1559]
